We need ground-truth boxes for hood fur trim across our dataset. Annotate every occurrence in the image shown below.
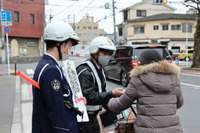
[130,61,181,77]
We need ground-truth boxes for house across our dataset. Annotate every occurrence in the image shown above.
[126,13,196,53]
[118,0,175,44]
[0,0,44,63]
[117,0,196,55]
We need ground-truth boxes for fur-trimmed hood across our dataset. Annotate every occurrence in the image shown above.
[130,60,180,77]
[130,61,181,92]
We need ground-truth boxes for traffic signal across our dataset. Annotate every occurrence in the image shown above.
[164,0,167,4]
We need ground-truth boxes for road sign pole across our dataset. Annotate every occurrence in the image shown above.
[6,32,10,75]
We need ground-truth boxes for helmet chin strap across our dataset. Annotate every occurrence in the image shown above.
[57,45,62,60]
[91,53,101,66]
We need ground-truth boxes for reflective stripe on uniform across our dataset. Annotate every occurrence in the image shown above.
[77,60,103,112]
[85,61,102,93]
[77,61,102,92]
[38,63,49,83]
[86,105,102,111]
[38,63,63,84]
[56,65,63,80]
[53,126,70,131]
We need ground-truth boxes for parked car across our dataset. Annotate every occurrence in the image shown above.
[104,44,172,87]
[178,49,194,61]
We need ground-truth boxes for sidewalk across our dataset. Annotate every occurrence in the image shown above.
[0,75,21,133]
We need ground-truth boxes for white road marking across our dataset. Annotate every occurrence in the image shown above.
[26,69,34,75]
[181,82,200,90]
[181,73,200,77]
[21,83,32,133]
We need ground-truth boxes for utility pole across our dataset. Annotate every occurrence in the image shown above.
[186,22,189,67]
[1,0,5,64]
[43,0,47,54]
[49,9,52,23]
[73,14,75,30]
[112,0,117,44]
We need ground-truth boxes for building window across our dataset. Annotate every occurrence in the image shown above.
[93,26,97,30]
[119,27,123,36]
[30,14,34,24]
[134,26,144,34]
[152,0,164,4]
[188,46,194,49]
[83,41,87,44]
[171,46,180,53]
[182,23,192,33]
[14,11,19,22]
[93,34,97,37]
[88,34,92,37]
[78,33,81,37]
[153,25,159,30]
[88,26,92,30]
[171,24,181,31]
[77,26,81,30]
[83,34,87,37]
[123,10,128,21]
[137,10,146,17]
[162,24,168,31]
[83,26,86,29]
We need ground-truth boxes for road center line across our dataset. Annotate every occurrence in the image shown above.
[181,82,200,90]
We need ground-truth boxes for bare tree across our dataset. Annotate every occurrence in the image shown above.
[183,0,200,67]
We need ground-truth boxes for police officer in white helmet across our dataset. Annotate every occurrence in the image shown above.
[76,37,123,133]
[32,21,80,133]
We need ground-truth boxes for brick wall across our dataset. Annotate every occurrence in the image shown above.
[4,0,44,38]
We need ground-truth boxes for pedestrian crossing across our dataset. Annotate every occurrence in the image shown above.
[0,67,15,75]
[26,69,34,78]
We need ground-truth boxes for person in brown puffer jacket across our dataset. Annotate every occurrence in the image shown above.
[108,49,184,133]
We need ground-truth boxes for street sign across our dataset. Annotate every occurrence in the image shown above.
[4,26,10,33]
[1,11,12,26]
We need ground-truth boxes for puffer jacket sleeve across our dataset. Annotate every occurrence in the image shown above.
[108,77,139,113]
[176,79,184,109]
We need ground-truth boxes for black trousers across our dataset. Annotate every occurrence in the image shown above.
[78,113,100,133]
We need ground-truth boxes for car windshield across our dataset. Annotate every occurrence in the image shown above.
[133,48,171,60]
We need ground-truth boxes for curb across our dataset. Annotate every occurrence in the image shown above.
[11,76,22,133]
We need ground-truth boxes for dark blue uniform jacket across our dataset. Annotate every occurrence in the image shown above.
[32,54,78,133]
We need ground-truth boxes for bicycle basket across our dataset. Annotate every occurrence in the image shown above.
[114,106,136,133]
[114,118,135,133]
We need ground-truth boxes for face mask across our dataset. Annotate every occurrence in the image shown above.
[61,44,70,61]
[99,55,111,66]
[62,54,69,61]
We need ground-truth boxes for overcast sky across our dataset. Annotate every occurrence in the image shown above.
[46,0,190,33]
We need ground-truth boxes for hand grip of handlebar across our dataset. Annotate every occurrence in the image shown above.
[17,71,40,89]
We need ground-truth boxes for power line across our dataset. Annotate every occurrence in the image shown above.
[51,1,78,17]
[74,0,95,14]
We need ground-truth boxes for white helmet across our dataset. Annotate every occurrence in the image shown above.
[44,21,79,45]
[90,37,116,54]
